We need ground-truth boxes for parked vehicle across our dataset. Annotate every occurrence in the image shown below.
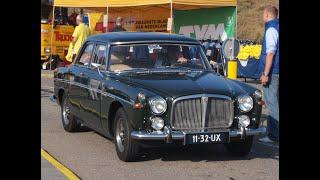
[52,32,266,162]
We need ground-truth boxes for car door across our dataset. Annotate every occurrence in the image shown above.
[80,43,107,131]
[69,42,95,122]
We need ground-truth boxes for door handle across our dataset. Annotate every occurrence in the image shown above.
[79,72,85,76]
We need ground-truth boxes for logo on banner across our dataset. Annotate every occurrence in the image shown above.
[178,23,228,40]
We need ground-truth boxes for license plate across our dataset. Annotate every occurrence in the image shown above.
[186,132,229,145]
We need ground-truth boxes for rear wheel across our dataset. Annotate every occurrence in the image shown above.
[225,136,253,156]
[113,108,139,162]
[61,93,80,132]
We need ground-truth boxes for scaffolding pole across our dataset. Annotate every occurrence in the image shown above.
[50,6,55,70]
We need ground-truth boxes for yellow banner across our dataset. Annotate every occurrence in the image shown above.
[108,8,170,32]
[88,12,105,34]
[86,7,170,33]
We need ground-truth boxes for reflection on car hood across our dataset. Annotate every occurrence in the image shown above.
[120,71,245,99]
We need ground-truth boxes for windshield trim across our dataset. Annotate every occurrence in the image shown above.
[109,40,200,46]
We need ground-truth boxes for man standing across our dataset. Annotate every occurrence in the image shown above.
[110,17,126,32]
[66,14,91,62]
[259,5,279,143]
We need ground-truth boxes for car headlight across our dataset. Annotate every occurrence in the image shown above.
[254,90,262,99]
[150,117,164,131]
[137,92,146,103]
[44,47,51,53]
[149,97,167,115]
[237,95,253,112]
[238,115,250,127]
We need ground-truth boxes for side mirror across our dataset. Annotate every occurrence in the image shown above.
[221,38,240,60]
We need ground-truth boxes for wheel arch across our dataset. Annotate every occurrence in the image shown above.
[108,100,127,138]
[57,88,65,106]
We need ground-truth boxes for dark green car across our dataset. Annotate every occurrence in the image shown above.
[53,32,266,162]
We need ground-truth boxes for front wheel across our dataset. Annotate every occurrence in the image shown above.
[225,136,253,156]
[113,108,139,162]
[61,93,80,132]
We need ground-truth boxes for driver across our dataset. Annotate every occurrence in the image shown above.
[154,46,188,67]
[167,46,188,65]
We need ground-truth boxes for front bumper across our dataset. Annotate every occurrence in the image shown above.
[131,126,266,145]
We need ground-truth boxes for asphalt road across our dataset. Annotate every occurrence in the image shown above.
[41,70,279,180]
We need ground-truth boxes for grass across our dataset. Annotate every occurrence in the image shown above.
[237,0,279,42]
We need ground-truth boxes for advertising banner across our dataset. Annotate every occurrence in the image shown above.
[108,7,170,32]
[174,7,236,40]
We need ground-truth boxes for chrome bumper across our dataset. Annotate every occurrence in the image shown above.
[131,127,266,144]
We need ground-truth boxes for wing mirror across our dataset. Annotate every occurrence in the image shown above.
[221,38,240,60]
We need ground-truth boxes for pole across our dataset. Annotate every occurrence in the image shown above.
[106,6,109,32]
[170,1,173,34]
[50,6,55,70]
[235,6,237,38]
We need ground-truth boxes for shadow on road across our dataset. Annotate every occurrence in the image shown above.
[74,125,94,133]
[72,126,278,162]
[134,142,278,162]
[67,111,277,163]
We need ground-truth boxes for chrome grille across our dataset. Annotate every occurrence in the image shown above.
[171,94,234,131]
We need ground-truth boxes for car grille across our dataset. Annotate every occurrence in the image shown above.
[170,95,234,131]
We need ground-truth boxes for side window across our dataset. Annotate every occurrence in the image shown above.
[91,45,107,69]
[109,46,132,72]
[77,44,94,66]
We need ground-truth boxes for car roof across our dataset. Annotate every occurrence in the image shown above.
[86,32,200,45]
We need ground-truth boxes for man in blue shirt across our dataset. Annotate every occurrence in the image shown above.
[259,5,279,143]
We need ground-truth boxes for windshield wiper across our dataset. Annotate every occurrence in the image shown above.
[162,66,204,72]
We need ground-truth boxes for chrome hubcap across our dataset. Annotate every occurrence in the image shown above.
[116,118,126,152]
[62,100,70,125]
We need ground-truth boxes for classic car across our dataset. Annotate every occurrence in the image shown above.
[52,32,266,162]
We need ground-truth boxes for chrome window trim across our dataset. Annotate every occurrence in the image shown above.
[109,40,200,46]
[89,43,108,71]
[55,78,134,105]
[170,94,234,130]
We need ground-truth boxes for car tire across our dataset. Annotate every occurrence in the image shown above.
[113,107,139,162]
[61,93,80,132]
[225,136,253,156]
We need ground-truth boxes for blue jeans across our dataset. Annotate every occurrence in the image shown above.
[262,74,279,142]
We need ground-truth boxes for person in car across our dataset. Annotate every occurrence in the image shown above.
[154,46,188,67]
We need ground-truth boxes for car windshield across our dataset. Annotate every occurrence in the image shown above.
[108,44,210,73]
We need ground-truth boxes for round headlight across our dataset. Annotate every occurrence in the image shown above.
[150,117,164,131]
[254,90,262,99]
[149,97,167,115]
[237,95,253,112]
[238,115,250,127]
